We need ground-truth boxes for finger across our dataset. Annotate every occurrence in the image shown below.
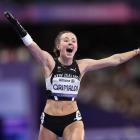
[4,11,16,22]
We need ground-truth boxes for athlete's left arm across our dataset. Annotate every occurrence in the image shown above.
[78,48,140,73]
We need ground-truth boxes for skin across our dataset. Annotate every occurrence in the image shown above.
[26,32,140,140]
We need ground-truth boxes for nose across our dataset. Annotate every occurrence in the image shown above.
[68,43,72,46]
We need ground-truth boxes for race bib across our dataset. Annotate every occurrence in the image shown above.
[52,77,80,95]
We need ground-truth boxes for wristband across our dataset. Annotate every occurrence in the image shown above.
[21,34,33,46]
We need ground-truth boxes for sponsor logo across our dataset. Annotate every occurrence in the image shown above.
[70,68,76,72]
[40,112,45,124]
[74,110,82,121]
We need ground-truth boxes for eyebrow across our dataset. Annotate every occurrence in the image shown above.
[62,37,76,40]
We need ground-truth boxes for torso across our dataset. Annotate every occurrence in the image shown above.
[43,58,85,116]
[44,100,78,115]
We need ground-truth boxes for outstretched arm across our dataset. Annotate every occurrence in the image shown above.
[78,48,140,73]
[4,11,54,67]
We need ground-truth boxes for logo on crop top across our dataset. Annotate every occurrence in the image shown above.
[54,73,79,80]
[40,112,45,124]
[57,66,61,72]
[74,110,82,121]
[70,68,76,72]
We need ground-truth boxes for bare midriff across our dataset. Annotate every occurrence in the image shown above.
[44,100,78,116]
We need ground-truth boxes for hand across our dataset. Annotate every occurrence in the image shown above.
[135,48,140,55]
[138,48,140,54]
[4,11,17,24]
[4,11,33,46]
[4,11,27,37]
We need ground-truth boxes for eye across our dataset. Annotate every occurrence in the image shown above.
[64,39,69,42]
[71,38,76,43]
[72,40,76,43]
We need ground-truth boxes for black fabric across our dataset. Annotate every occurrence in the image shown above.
[40,110,82,137]
[45,58,81,101]
[4,11,27,37]
[50,58,80,84]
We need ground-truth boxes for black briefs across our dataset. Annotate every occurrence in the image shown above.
[40,110,82,137]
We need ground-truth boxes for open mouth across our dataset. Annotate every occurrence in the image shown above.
[66,48,73,53]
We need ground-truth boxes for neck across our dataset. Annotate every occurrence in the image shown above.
[58,57,73,66]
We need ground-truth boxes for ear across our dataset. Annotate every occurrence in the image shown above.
[57,45,60,50]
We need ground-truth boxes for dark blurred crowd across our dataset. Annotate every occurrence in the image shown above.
[79,58,140,117]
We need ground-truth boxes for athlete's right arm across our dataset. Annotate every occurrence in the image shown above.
[27,42,54,67]
[4,11,54,67]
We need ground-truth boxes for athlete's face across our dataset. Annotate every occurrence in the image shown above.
[57,32,78,59]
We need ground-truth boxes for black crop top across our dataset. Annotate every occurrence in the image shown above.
[45,58,81,101]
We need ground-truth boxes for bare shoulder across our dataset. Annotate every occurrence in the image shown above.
[76,58,97,67]
[77,59,96,64]
[76,59,96,76]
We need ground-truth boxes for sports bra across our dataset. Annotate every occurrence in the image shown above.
[45,58,81,101]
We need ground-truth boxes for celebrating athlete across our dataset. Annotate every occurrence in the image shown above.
[4,11,140,140]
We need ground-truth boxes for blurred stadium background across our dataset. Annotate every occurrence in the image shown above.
[0,0,140,140]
